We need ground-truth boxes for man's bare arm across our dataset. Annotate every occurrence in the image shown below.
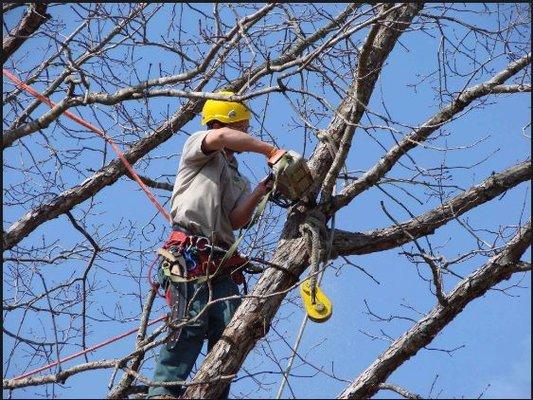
[203,127,275,157]
[229,178,271,229]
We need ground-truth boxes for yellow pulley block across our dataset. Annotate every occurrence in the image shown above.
[299,279,332,323]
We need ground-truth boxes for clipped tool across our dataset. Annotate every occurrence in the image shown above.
[299,278,332,323]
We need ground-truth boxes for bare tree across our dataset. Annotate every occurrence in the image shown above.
[2,3,531,399]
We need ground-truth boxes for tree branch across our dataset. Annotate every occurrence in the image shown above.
[337,222,531,398]
[2,3,50,65]
[332,159,531,257]
[378,383,422,399]
[328,53,532,212]
[124,171,173,192]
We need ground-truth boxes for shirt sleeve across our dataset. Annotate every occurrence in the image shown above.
[181,131,219,166]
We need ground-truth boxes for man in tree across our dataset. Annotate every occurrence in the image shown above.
[147,92,282,399]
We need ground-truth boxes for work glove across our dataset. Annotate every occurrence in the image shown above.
[266,148,287,167]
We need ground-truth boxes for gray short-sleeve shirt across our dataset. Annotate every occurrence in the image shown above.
[170,131,251,247]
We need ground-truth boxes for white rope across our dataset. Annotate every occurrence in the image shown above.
[276,189,337,399]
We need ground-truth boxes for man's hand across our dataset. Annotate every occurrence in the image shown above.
[256,174,274,197]
[229,175,274,229]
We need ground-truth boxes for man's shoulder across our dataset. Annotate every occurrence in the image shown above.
[183,130,211,154]
[186,130,210,143]
[179,129,221,168]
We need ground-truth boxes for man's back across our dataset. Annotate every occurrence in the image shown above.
[170,130,250,247]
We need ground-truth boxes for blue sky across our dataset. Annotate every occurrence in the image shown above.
[3,3,531,399]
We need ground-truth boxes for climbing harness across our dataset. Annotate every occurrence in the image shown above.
[155,229,256,348]
[157,230,251,285]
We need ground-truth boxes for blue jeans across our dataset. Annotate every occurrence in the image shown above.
[147,276,241,399]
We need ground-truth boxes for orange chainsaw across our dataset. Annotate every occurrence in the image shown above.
[266,149,314,208]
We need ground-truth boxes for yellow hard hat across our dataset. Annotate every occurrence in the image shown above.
[201,91,251,125]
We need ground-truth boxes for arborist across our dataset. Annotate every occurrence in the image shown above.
[147,91,286,399]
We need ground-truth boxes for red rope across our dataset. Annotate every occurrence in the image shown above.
[3,69,173,381]
[3,69,173,223]
[11,314,167,381]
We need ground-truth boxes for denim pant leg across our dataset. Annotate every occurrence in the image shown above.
[148,282,208,398]
[207,277,242,400]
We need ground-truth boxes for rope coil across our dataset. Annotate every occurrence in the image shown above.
[299,212,326,304]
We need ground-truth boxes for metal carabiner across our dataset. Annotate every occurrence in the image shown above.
[182,249,197,271]
[195,236,210,251]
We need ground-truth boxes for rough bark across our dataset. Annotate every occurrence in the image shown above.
[182,5,424,398]
[337,222,531,399]
[2,3,50,65]
[331,159,532,256]
[3,4,529,398]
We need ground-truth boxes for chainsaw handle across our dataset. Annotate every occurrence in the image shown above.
[267,148,287,166]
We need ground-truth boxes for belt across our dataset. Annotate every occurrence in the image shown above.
[161,229,248,284]
[172,224,233,250]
